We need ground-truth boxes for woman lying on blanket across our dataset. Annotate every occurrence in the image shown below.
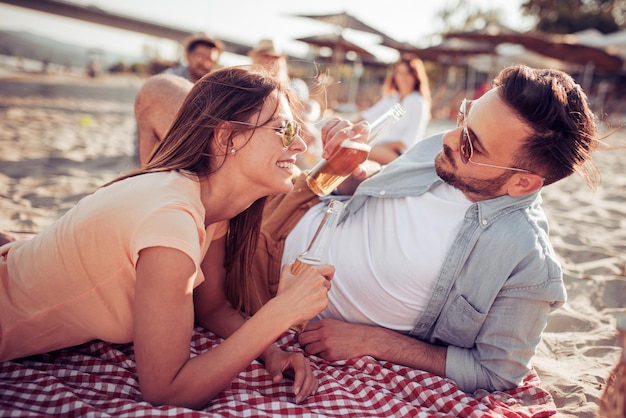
[0,67,336,409]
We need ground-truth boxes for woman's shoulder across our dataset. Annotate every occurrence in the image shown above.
[107,171,201,209]
[380,93,401,104]
[152,171,200,202]
[133,171,198,189]
[362,94,398,120]
[403,91,426,103]
[401,92,429,115]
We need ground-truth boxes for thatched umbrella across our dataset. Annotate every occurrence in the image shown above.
[290,11,389,37]
[290,11,401,108]
[295,33,376,60]
[444,25,624,72]
[295,33,378,110]
[380,37,494,63]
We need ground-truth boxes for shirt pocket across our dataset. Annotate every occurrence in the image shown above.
[434,294,487,348]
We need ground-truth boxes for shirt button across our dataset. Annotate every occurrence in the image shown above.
[482,219,488,225]
[379,190,386,196]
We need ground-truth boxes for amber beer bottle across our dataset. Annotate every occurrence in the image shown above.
[306,103,406,196]
[290,199,345,333]
[598,313,626,417]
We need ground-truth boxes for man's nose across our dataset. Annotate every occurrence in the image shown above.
[443,128,461,151]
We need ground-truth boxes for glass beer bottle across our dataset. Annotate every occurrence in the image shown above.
[598,313,626,418]
[306,103,406,197]
[290,199,345,333]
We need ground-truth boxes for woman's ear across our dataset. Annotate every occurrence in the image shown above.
[507,174,544,197]
[213,122,233,155]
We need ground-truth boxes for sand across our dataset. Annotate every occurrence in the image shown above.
[0,72,624,418]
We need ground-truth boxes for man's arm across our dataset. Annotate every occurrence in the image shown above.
[368,142,405,165]
[297,319,446,377]
[135,74,192,166]
[333,159,383,196]
[299,292,554,393]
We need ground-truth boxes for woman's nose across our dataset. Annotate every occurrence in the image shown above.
[290,131,308,153]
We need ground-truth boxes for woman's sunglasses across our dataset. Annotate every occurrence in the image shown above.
[229,120,301,148]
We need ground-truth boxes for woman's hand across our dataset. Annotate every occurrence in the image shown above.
[319,118,368,156]
[260,345,318,404]
[318,118,380,193]
[275,261,334,328]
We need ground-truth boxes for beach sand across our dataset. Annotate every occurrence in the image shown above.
[0,72,624,417]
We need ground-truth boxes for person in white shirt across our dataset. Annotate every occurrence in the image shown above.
[358,55,432,164]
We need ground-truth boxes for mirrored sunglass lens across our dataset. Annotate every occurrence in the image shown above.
[458,128,468,163]
[462,129,472,160]
[283,121,297,146]
[457,100,466,127]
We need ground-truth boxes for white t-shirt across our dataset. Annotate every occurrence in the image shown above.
[361,92,430,148]
[282,183,471,331]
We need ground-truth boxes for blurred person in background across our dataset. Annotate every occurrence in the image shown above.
[135,34,224,165]
[249,39,323,169]
[356,55,431,164]
[290,77,322,169]
[135,74,192,166]
[248,39,290,83]
[164,33,224,83]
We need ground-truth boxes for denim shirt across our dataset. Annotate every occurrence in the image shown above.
[341,133,566,393]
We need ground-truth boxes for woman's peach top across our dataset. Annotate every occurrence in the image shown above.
[0,171,227,361]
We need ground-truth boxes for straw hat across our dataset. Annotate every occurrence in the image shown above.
[248,39,285,58]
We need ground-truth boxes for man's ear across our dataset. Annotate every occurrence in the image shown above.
[507,174,544,197]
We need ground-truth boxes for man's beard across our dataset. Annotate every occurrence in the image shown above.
[434,144,512,201]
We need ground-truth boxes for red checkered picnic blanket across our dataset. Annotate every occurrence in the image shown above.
[0,327,556,417]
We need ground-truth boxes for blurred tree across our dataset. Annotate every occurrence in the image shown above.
[433,0,504,36]
[521,0,625,34]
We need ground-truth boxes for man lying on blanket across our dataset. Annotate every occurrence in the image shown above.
[249,64,601,393]
[133,64,600,394]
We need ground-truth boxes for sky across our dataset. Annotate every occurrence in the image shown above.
[0,0,534,65]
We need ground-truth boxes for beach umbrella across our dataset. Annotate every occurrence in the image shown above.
[0,0,254,57]
[290,11,389,38]
[380,37,494,62]
[291,12,402,56]
[295,33,377,109]
[444,25,624,72]
[289,12,398,108]
[295,33,376,60]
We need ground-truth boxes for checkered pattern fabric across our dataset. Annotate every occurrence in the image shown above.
[0,327,556,417]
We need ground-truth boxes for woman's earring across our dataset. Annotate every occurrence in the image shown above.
[230,148,236,155]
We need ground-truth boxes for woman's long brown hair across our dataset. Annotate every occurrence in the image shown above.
[385,55,432,108]
[104,67,298,315]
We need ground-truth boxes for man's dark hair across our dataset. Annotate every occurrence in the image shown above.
[184,34,224,54]
[495,65,599,188]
